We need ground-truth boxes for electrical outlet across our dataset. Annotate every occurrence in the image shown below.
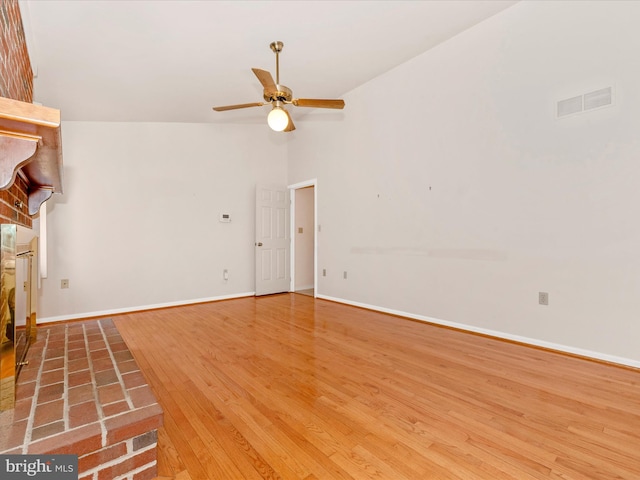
[539,292,549,306]
[61,279,69,289]
[223,269,229,281]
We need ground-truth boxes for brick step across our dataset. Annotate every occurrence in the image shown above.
[0,318,163,480]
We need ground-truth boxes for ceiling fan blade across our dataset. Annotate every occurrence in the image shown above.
[284,109,295,132]
[292,98,345,109]
[252,68,277,92]
[212,102,265,112]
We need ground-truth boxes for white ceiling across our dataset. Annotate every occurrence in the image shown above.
[20,0,518,124]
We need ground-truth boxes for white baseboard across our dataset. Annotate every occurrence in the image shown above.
[38,292,256,324]
[316,294,640,370]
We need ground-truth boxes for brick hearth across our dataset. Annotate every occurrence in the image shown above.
[0,318,163,480]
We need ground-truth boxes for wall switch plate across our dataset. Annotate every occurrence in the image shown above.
[298,227,303,234]
[322,269,326,277]
[343,271,347,279]
[539,292,549,305]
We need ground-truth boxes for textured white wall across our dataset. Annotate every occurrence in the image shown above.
[40,121,287,320]
[288,0,640,366]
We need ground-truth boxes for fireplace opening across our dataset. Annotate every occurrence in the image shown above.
[14,244,35,375]
[1,224,37,411]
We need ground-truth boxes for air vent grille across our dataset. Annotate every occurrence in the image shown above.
[584,87,612,111]
[557,95,583,117]
[557,86,613,118]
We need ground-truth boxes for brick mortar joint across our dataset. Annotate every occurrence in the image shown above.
[97,320,136,412]
[21,329,52,452]
[78,442,157,478]
[113,460,157,480]
[64,324,70,431]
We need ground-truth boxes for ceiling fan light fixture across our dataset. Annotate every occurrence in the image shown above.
[212,41,344,131]
[267,102,289,131]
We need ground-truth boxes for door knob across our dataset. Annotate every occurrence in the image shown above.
[256,242,263,246]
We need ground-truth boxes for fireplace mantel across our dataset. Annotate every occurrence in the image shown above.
[0,96,64,215]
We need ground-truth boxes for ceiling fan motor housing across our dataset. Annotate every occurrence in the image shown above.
[264,84,292,103]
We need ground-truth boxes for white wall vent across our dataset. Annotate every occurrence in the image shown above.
[557,86,613,118]
[584,87,612,110]
[557,95,583,117]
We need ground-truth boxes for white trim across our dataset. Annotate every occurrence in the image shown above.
[289,190,296,292]
[288,179,318,297]
[38,292,255,324]
[39,201,47,279]
[316,294,640,370]
[288,179,318,190]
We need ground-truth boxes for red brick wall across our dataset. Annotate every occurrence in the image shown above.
[0,175,31,227]
[0,0,34,227]
[0,0,33,103]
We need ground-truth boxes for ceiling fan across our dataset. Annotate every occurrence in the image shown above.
[212,41,345,132]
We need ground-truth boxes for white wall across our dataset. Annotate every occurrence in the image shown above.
[288,0,640,366]
[40,121,287,320]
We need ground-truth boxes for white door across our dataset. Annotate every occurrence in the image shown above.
[255,185,290,296]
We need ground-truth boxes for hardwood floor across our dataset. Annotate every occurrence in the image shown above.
[112,294,640,480]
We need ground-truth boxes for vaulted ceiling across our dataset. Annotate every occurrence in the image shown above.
[20,0,518,124]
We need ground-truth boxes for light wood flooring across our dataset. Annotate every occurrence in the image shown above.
[112,293,640,480]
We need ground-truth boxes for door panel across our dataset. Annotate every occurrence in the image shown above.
[255,185,290,295]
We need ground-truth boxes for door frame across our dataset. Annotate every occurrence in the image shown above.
[288,179,317,296]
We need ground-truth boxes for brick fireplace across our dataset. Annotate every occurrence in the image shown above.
[0,0,35,229]
[0,318,163,480]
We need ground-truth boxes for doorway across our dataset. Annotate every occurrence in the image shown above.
[289,180,316,297]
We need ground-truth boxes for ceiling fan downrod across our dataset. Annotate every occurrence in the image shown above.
[270,41,283,84]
